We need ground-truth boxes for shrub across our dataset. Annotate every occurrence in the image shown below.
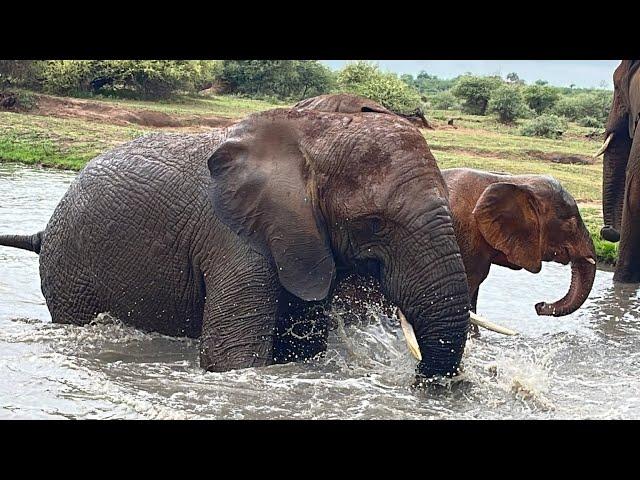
[553,90,612,124]
[520,114,567,139]
[522,84,560,114]
[428,90,459,110]
[488,84,527,123]
[578,116,603,128]
[39,60,220,99]
[336,61,422,113]
[41,60,98,95]
[217,60,335,101]
[451,75,502,115]
[0,60,45,89]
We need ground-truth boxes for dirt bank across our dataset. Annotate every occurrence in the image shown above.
[29,94,238,130]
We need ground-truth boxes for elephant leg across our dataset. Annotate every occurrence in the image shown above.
[199,257,280,372]
[614,131,640,283]
[273,298,329,364]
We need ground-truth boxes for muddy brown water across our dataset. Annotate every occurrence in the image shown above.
[1,164,639,419]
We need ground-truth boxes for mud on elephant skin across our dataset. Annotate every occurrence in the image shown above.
[294,93,435,129]
[443,168,596,317]
[596,60,640,282]
[0,108,472,380]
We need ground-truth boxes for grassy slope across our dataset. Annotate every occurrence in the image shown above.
[0,93,618,264]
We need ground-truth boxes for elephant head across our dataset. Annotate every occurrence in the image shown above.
[461,171,596,316]
[207,108,471,378]
[598,60,640,242]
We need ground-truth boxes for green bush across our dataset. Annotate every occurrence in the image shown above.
[553,90,612,124]
[428,90,459,110]
[217,60,334,101]
[577,116,603,128]
[41,60,97,95]
[336,61,422,113]
[451,75,502,115]
[520,114,567,139]
[39,60,219,99]
[522,83,560,114]
[0,60,45,89]
[488,84,527,123]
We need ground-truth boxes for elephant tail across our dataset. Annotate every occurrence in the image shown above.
[0,231,44,254]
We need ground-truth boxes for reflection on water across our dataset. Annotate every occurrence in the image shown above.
[1,164,639,419]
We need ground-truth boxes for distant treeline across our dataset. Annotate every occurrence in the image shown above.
[0,60,613,132]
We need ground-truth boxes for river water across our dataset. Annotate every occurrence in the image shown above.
[1,164,639,419]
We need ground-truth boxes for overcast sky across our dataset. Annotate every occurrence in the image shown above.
[320,60,620,89]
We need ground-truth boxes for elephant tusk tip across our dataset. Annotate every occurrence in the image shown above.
[397,308,422,361]
[469,311,518,336]
[594,133,614,157]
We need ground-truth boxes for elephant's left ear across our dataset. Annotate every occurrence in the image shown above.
[207,121,335,301]
[473,182,542,273]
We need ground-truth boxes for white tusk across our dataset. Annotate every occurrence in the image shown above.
[469,311,518,336]
[586,257,596,265]
[397,308,422,361]
[594,133,614,157]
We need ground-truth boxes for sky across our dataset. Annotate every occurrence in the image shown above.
[320,60,620,90]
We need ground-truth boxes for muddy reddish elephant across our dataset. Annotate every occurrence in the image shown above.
[597,60,640,282]
[294,93,434,129]
[443,168,596,317]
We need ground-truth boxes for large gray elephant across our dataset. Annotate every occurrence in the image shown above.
[0,108,471,379]
[598,60,640,282]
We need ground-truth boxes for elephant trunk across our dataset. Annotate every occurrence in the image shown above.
[382,201,470,379]
[601,134,631,242]
[535,229,597,317]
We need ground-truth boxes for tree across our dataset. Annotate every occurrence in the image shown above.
[506,72,525,85]
[553,90,612,125]
[451,75,502,115]
[217,60,334,100]
[523,83,560,114]
[488,84,527,123]
[336,61,422,113]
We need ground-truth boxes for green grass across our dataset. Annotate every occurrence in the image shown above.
[0,93,616,264]
[0,111,146,170]
[0,93,286,170]
[579,207,618,265]
[64,92,285,117]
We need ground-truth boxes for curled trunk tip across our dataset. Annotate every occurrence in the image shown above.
[534,257,596,317]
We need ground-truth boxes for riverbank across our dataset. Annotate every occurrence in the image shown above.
[0,91,616,264]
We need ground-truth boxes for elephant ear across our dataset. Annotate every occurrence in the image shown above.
[207,121,335,301]
[473,182,542,273]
